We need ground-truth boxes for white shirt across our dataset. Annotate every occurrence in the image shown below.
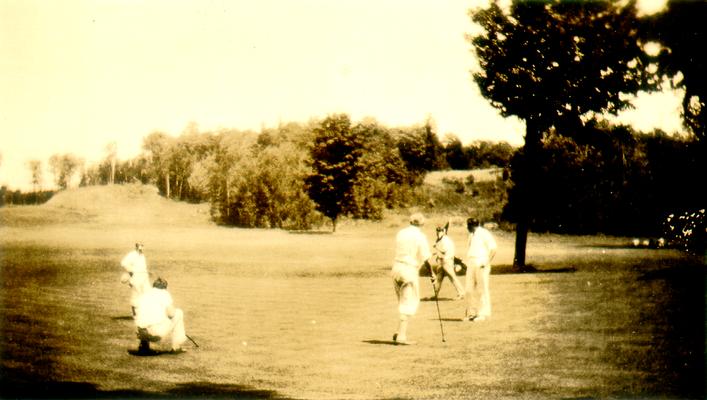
[135,287,173,328]
[434,235,455,263]
[121,250,147,274]
[466,226,497,264]
[394,225,432,267]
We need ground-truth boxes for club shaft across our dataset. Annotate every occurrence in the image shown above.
[186,334,199,348]
[431,276,446,342]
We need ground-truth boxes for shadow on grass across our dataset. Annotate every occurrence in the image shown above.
[438,318,465,322]
[127,348,184,357]
[492,264,577,275]
[111,315,134,321]
[420,297,458,302]
[1,370,289,399]
[362,339,412,346]
[287,230,332,235]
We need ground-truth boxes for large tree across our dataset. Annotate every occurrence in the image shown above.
[469,0,651,269]
[48,153,83,189]
[142,131,176,198]
[306,114,364,232]
[27,159,43,192]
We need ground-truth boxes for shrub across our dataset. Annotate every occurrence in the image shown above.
[662,209,706,254]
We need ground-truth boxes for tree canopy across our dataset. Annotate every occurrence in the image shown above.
[469,0,651,268]
[643,0,706,141]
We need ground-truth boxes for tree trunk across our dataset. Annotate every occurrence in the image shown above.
[165,172,171,198]
[225,176,230,219]
[332,217,337,232]
[513,219,528,269]
[512,118,543,271]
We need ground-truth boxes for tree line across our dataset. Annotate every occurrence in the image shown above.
[2,117,516,227]
[3,114,701,249]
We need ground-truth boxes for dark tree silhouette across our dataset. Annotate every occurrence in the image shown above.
[468,0,651,269]
[306,114,364,232]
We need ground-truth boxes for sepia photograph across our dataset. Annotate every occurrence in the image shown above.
[0,0,704,399]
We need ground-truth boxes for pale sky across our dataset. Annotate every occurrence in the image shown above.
[0,0,681,190]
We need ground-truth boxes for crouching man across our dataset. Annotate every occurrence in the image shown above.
[134,277,187,354]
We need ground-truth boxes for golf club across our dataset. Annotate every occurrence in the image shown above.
[186,333,199,348]
[430,275,446,343]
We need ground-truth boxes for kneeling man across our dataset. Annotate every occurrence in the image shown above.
[134,277,187,353]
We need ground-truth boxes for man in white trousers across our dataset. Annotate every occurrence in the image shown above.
[134,277,187,354]
[391,213,433,344]
[121,242,151,316]
[463,218,497,322]
[432,223,465,300]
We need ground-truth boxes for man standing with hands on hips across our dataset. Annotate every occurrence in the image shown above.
[463,218,497,322]
[391,213,433,344]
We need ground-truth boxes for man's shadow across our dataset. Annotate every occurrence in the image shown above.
[127,348,184,357]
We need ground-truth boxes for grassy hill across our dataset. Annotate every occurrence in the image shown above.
[0,183,210,228]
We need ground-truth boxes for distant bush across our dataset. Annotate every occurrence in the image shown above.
[412,178,510,224]
[662,209,706,254]
[441,177,466,193]
[0,187,55,206]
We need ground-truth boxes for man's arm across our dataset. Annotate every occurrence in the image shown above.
[120,252,134,272]
[487,232,498,263]
[166,304,177,319]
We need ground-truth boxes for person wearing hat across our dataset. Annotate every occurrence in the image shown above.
[120,242,151,316]
[432,222,465,300]
[134,277,187,353]
[463,218,497,322]
[390,212,433,344]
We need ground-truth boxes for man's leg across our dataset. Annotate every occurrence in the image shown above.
[464,264,473,317]
[477,265,492,319]
[441,260,464,298]
[168,309,187,351]
[395,314,410,343]
[465,260,482,319]
[432,262,445,295]
[395,277,419,343]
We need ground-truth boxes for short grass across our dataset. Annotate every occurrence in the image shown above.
[1,185,704,400]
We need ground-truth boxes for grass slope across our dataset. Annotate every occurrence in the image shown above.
[1,184,704,399]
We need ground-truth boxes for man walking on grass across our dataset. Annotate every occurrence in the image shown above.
[391,213,433,344]
[432,222,465,300]
[463,218,497,322]
[134,277,187,354]
[120,242,151,316]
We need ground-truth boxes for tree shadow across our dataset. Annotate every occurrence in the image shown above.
[0,370,288,399]
[492,264,577,275]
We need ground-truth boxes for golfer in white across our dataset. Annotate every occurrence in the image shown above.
[432,223,465,300]
[464,218,497,322]
[391,213,432,344]
[134,277,187,353]
[120,243,151,316]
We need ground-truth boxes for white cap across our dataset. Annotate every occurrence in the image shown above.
[409,213,425,226]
